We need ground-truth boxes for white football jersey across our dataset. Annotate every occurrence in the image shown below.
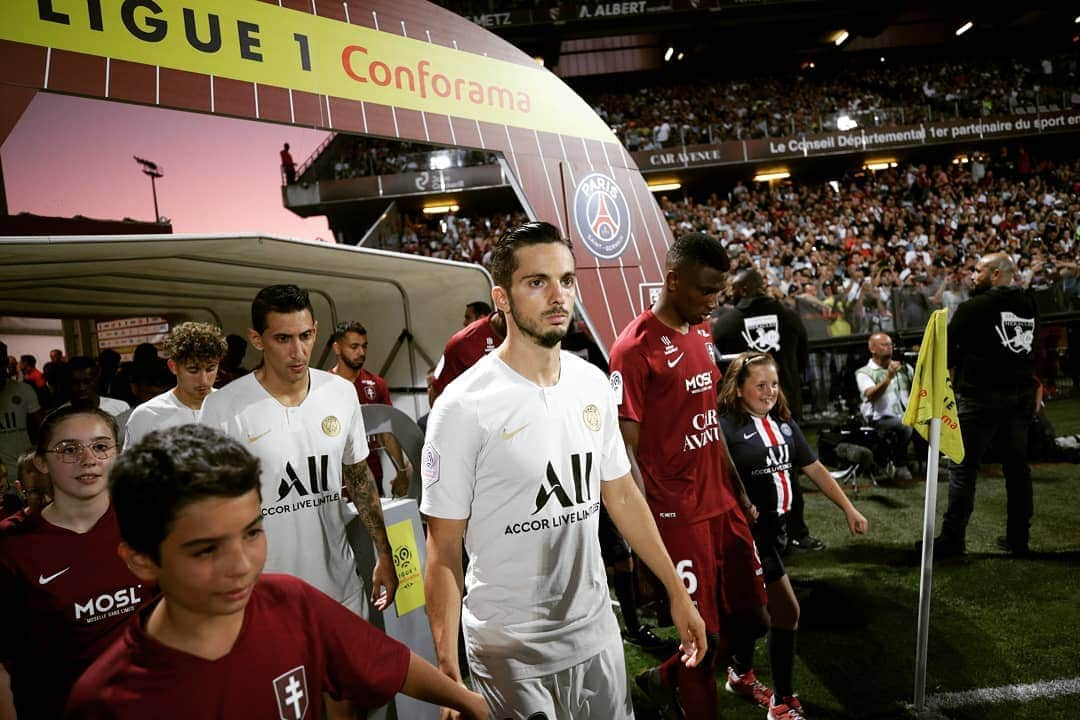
[200,370,368,609]
[123,388,208,448]
[421,351,630,680]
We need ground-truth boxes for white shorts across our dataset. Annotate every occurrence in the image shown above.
[472,637,633,720]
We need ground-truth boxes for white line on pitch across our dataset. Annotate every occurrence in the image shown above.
[927,676,1080,709]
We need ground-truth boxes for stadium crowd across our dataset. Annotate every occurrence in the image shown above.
[586,53,1078,147]
[385,147,1080,338]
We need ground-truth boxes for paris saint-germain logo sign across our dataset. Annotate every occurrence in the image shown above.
[573,172,632,260]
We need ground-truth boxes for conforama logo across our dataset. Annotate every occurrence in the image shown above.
[573,172,632,260]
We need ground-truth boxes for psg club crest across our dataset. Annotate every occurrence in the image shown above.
[572,172,632,260]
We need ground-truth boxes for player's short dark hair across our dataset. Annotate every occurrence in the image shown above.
[666,232,730,273]
[251,284,313,334]
[490,221,573,289]
[66,355,98,375]
[37,406,119,453]
[329,321,367,347]
[18,355,36,368]
[466,301,492,317]
[110,425,262,563]
[164,322,228,365]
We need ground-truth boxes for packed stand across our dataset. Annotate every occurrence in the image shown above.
[659,147,1080,339]
[382,210,530,269]
[585,53,1080,148]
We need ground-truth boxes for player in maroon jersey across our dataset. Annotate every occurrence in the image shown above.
[609,232,768,720]
[329,321,410,497]
[0,407,150,719]
[66,423,488,719]
[430,310,506,401]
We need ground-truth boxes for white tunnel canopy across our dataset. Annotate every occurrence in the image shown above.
[0,233,494,417]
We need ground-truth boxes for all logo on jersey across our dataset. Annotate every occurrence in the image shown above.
[741,315,781,352]
[582,404,601,431]
[273,665,309,720]
[321,415,340,437]
[572,172,632,260]
[995,311,1034,354]
[507,453,600,535]
[265,455,341,517]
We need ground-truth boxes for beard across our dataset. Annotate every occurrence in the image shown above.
[340,355,364,371]
[508,298,569,349]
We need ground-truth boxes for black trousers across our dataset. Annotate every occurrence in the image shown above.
[941,388,1035,545]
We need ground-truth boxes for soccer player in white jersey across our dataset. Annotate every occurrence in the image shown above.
[199,285,398,720]
[124,322,227,448]
[422,221,707,720]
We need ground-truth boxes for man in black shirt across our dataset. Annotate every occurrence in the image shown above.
[936,252,1038,556]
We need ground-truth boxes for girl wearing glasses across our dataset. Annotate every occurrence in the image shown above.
[718,353,868,720]
[0,407,152,719]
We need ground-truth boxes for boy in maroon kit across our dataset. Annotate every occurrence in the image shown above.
[0,407,150,719]
[609,233,769,719]
[430,311,506,401]
[65,423,487,720]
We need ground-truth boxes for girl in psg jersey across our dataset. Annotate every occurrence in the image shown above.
[718,352,868,720]
[0,408,151,719]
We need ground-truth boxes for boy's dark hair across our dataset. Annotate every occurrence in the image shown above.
[110,424,262,563]
[490,221,573,289]
[466,301,492,317]
[251,284,313,334]
[37,406,119,453]
[666,232,730,273]
[329,321,367,347]
[19,355,36,368]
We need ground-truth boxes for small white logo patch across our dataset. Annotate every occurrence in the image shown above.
[421,444,441,488]
[610,371,624,405]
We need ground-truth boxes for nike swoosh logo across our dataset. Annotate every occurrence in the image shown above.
[501,425,529,440]
[247,430,271,443]
[39,568,70,585]
[744,432,758,440]
[666,353,685,368]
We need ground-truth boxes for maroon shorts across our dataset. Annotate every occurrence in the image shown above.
[657,507,767,634]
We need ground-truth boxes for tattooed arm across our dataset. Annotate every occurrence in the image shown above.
[343,460,399,611]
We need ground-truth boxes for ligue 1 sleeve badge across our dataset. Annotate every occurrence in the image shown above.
[573,172,632,260]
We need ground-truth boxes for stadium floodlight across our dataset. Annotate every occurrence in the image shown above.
[422,203,460,214]
[677,52,685,61]
[648,181,681,192]
[664,47,674,62]
[837,114,858,131]
[833,30,849,46]
[1075,14,1079,23]
[955,20,973,36]
[133,156,164,222]
[753,170,791,183]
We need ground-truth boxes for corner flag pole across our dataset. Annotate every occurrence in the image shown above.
[913,416,942,709]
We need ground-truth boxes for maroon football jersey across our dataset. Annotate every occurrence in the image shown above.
[0,505,151,719]
[66,574,412,719]
[354,368,392,486]
[609,310,735,523]
[431,314,503,395]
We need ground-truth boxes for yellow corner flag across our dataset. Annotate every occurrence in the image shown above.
[902,309,965,463]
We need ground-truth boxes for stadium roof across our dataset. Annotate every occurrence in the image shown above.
[0,234,492,414]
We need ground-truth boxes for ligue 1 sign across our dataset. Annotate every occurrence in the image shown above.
[0,0,676,350]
